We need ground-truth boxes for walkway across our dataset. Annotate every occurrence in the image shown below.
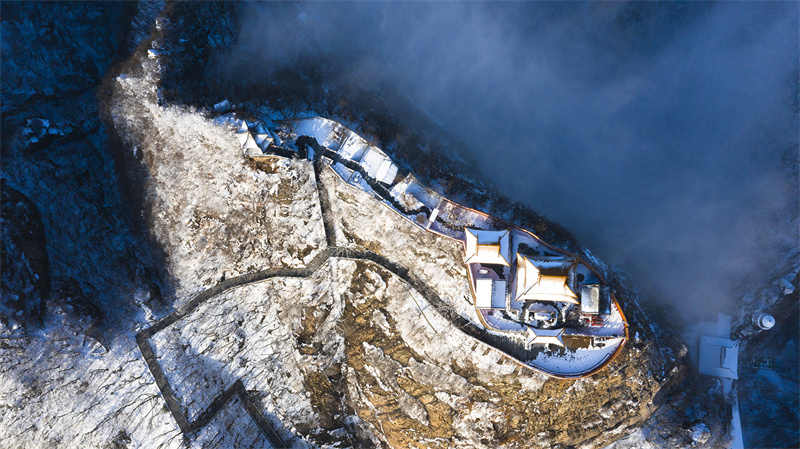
[135,130,619,446]
[134,141,487,446]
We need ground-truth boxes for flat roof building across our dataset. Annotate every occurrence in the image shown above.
[475,279,507,309]
[699,336,739,380]
[695,313,739,394]
[580,284,611,315]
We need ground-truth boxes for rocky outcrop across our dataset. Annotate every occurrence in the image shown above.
[1,182,50,328]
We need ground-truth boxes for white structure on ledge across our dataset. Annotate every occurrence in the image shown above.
[699,336,739,381]
[697,313,739,394]
[475,278,507,309]
[285,117,398,184]
[580,284,611,315]
[360,148,399,185]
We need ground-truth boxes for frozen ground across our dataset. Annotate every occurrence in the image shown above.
[530,338,623,376]
[111,49,326,303]
[0,308,182,448]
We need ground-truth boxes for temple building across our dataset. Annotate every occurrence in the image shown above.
[526,327,565,348]
[515,255,579,304]
[464,229,511,266]
[464,228,512,312]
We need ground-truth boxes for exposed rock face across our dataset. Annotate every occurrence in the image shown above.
[737,277,799,449]
[0,183,50,327]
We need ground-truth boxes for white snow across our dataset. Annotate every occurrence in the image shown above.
[389,176,426,211]
[112,73,327,300]
[571,302,626,337]
[528,337,624,375]
[192,396,271,449]
[402,175,443,210]
[284,117,338,148]
[281,117,398,185]
[359,149,398,184]
[321,166,477,325]
[330,161,354,182]
[150,279,321,428]
[0,320,183,448]
[690,422,711,445]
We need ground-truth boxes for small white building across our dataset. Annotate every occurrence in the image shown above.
[699,336,739,393]
[580,284,611,315]
[474,278,507,309]
[696,313,739,394]
[464,229,511,266]
[235,120,249,136]
[241,132,262,157]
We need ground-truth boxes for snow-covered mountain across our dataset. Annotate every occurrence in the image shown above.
[1,3,796,449]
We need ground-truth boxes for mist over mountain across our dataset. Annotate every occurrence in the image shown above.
[1,2,797,448]
[222,1,799,321]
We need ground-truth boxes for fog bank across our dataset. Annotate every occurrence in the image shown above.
[230,2,798,320]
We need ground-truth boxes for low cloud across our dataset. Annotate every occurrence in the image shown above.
[227,2,798,321]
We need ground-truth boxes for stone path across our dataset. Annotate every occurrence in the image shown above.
[134,142,467,447]
[134,134,573,446]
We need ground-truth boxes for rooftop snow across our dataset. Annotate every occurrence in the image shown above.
[699,336,739,379]
[465,228,510,266]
